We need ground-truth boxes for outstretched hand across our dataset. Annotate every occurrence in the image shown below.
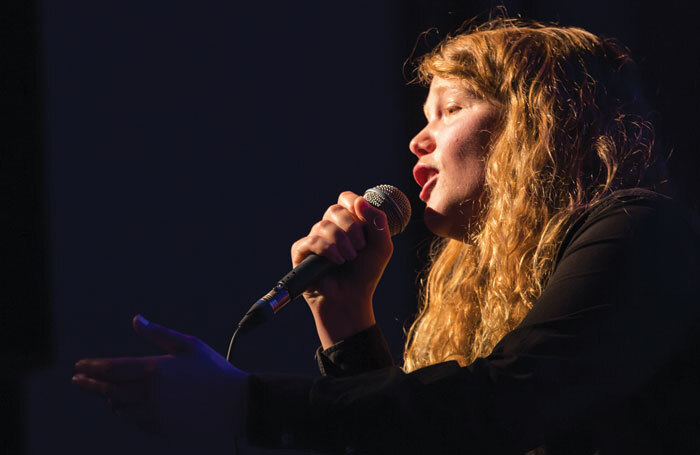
[72,315,249,445]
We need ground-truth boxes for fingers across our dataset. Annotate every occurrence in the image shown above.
[355,197,392,256]
[290,191,371,266]
[312,219,358,261]
[337,191,362,216]
[72,373,148,408]
[291,216,361,267]
[290,190,396,270]
[291,235,345,266]
[74,356,157,382]
[132,315,194,354]
[324,201,366,251]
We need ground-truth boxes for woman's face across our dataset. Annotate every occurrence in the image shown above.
[410,77,500,240]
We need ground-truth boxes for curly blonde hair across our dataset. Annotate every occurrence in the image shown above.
[403,18,659,372]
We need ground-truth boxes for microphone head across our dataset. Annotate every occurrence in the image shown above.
[363,184,412,236]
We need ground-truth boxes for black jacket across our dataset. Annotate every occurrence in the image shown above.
[247,189,700,454]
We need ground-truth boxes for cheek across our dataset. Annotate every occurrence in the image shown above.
[451,135,490,189]
[444,128,485,164]
[450,153,485,191]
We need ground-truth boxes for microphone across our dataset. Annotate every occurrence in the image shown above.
[239,184,411,331]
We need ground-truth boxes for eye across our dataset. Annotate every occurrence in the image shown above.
[444,105,462,115]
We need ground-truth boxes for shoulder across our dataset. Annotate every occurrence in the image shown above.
[581,188,688,223]
[553,188,700,272]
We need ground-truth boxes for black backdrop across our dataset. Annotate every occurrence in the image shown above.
[3,1,698,454]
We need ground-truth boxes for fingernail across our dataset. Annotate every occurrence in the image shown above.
[136,314,150,327]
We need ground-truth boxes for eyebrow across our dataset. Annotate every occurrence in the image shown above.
[422,86,480,118]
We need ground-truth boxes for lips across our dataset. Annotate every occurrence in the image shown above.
[413,163,439,202]
[413,163,438,188]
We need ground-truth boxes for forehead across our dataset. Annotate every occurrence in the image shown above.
[423,77,478,112]
[430,77,477,96]
[428,76,463,93]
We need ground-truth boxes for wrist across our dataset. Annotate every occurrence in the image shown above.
[311,302,376,350]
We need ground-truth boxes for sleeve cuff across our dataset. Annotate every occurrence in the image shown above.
[314,324,394,377]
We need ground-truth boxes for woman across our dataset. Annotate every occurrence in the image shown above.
[73,18,700,454]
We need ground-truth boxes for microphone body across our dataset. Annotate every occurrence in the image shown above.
[239,185,411,330]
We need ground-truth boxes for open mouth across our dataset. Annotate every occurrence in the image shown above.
[413,163,439,202]
[419,174,438,201]
[413,163,438,188]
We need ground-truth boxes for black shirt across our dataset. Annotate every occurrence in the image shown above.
[247,189,700,454]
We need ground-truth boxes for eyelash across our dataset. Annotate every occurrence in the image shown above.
[444,105,461,115]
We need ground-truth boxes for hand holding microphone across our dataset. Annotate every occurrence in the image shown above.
[237,185,411,349]
[293,187,409,348]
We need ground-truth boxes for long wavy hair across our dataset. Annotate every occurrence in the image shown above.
[403,18,661,372]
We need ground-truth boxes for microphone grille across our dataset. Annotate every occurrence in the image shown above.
[363,184,412,236]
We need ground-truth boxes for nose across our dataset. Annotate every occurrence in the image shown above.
[409,126,435,158]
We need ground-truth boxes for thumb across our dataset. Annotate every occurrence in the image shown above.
[132,314,192,354]
[355,197,392,249]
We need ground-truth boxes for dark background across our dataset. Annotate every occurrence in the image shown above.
[3,1,698,454]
